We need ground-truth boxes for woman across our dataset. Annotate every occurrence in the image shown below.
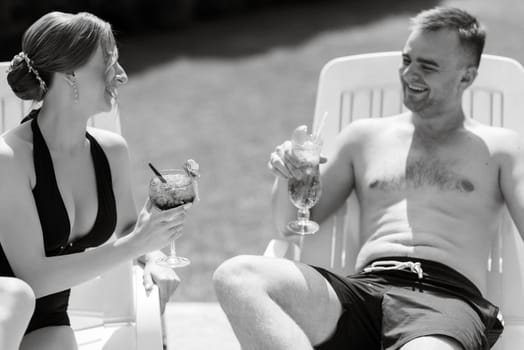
[0,11,186,349]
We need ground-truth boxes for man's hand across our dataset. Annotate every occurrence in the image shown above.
[268,140,327,179]
[143,259,181,314]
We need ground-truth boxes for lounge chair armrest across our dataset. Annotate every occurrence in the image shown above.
[133,265,163,350]
[264,238,302,261]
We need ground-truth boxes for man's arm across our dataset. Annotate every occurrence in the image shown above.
[498,129,524,241]
[271,123,361,235]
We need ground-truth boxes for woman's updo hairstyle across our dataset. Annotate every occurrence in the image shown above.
[7,11,115,101]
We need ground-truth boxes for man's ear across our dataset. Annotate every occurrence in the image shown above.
[460,66,478,89]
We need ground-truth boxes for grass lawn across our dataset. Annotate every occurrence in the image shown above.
[116,0,524,301]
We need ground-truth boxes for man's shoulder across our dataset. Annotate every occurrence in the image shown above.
[467,121,523,157]
[468,121,520,143]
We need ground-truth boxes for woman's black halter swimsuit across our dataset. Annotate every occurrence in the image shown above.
[0,111,117,333]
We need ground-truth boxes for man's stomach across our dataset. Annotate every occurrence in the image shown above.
[355,232,492,295]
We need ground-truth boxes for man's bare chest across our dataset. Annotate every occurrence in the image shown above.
[357,134,498,195]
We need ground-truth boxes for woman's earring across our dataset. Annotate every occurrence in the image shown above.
[72,77,79,103]
[66,73,79,103]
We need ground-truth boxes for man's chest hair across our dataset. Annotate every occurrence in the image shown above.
[361,122,499,194]
[369,154,475,193]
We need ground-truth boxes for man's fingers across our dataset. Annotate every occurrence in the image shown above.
[269,154,292,179]
[283,152,303,179]
[270,163,291,179]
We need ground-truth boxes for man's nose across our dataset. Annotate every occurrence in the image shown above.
[400,63,419,80]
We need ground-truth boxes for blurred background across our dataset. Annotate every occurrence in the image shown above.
[1,0,523,302]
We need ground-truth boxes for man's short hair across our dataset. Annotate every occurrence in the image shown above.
[410,7,486,67]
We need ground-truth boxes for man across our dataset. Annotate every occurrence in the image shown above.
[213,7,515,349]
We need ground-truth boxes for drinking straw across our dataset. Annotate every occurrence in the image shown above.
[313,111,328,141]
[148,162,167,183]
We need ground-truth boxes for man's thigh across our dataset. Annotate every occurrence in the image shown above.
[400,335,463,350]
[218,255,343,345]
[266,258,343,345]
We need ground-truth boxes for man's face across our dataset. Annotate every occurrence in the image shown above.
[399,28,472,118]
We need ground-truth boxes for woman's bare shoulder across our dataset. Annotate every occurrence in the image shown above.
[0,122,34,176]
[86,127,130,163]
[86,127,128,149]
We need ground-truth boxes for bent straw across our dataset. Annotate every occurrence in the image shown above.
[313,111,328,141]
[148,162,167,183]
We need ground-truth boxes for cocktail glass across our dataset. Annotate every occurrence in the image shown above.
[286,134,323,235]
[149,169,195,268]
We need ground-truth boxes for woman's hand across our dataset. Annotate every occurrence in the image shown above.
[129,199,192,256]
[143,259,180,314]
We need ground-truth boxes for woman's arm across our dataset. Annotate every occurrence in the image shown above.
[93,128,183,312]
[0,139,183,298]
[89,128,169,263]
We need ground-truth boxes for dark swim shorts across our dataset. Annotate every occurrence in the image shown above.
[311,257,504,350]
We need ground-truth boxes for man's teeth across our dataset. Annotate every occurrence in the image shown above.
[408,84,427,92]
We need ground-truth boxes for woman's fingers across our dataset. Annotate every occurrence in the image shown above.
[168,223,184,240]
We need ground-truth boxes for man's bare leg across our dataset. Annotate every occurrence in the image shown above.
[401,336,463,350]
[213,255,342,350]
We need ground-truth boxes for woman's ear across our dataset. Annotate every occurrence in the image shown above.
[60,72,79,102]
[62,72,76,86]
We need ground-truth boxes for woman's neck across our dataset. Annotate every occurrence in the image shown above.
[36,103,90,154]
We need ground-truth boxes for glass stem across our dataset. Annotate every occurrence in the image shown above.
[297,208,310,223]
[170,240,177,258]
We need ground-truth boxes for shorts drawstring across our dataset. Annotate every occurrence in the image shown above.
[363,260,424,279]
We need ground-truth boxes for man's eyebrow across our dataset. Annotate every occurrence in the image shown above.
[416,57,440,67]
[403,53,440,67]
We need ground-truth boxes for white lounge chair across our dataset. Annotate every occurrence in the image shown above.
[0,61,163,350]
[264,52,524,349]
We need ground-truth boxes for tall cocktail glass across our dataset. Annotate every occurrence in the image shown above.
[149,169,195,268]
[286,134,322,235]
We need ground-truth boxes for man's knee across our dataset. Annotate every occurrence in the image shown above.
[213,255,267,299]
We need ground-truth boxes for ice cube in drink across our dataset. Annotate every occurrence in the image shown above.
[149,172,196,211]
